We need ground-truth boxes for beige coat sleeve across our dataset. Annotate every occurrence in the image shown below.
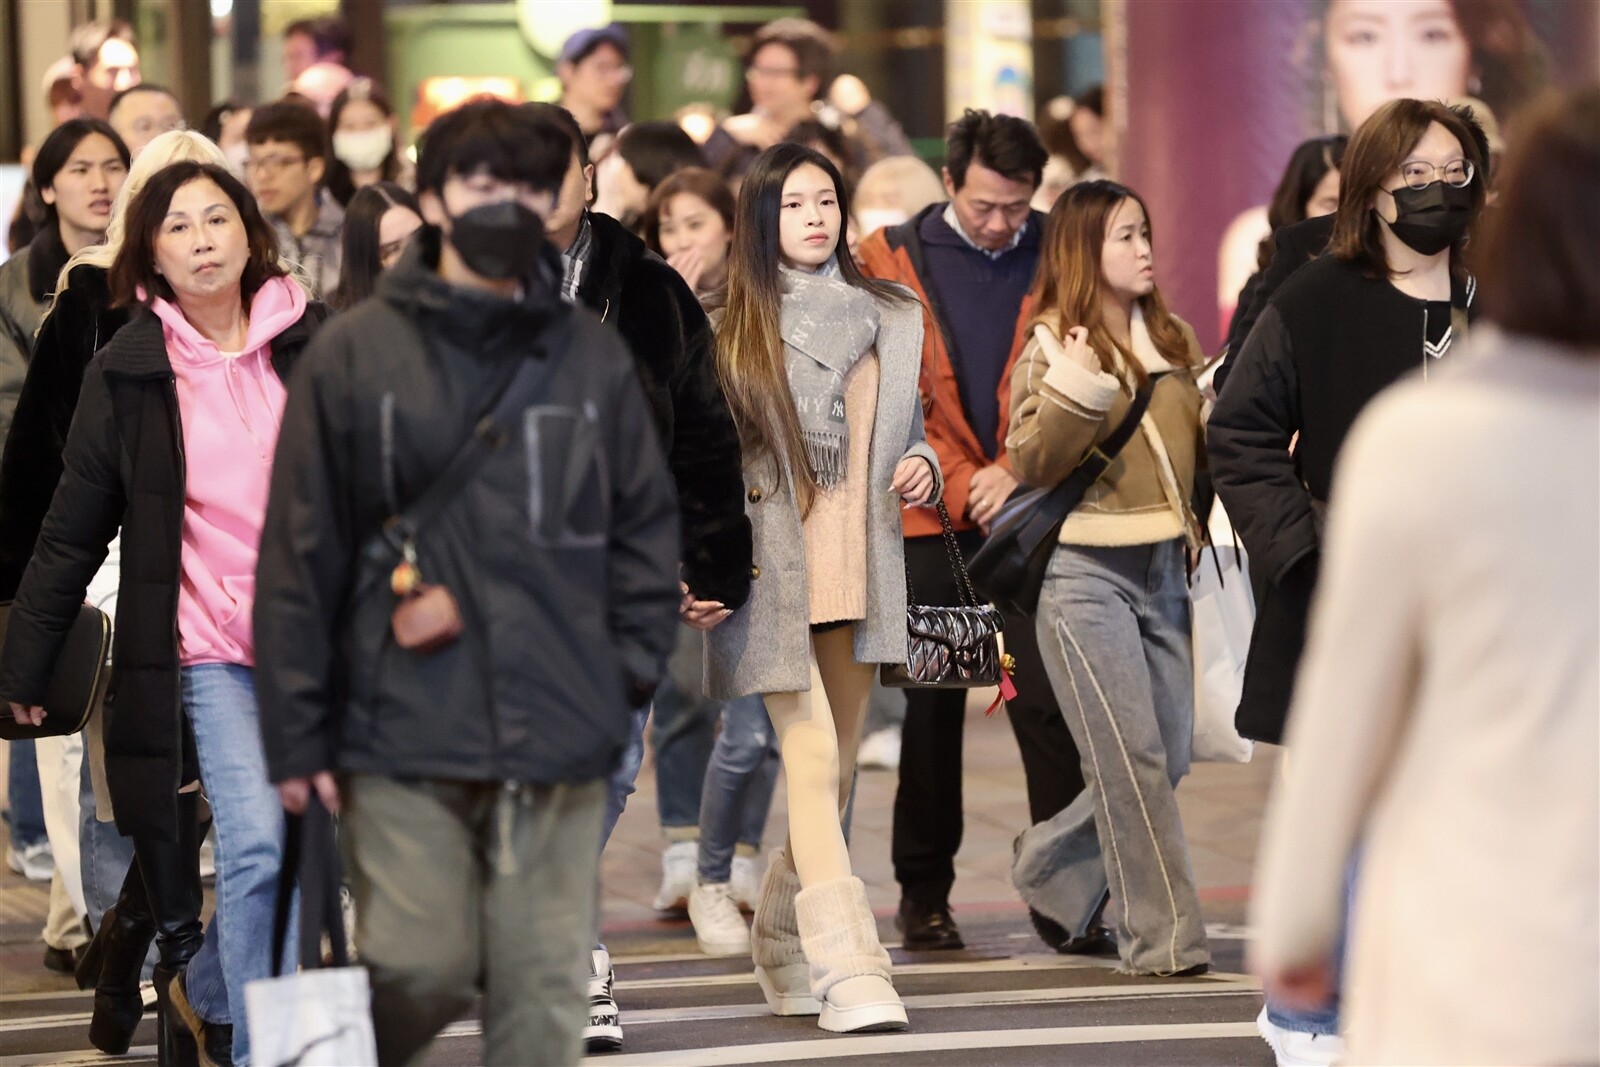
[1004,324,1121,490]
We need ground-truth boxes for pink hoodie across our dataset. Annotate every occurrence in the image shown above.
[150,275,306,667]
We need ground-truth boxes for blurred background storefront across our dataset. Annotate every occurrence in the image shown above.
[1,0,1595,351]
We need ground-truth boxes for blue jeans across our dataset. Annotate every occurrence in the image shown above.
[180,664,289,1066]
[1013,540,1209,975]
[77,751,136,931]
[600,707,649,850]
[7,738,48,848]
[1265,856,1357,1035]
[696,695,779,884]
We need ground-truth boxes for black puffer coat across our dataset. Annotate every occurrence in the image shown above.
[0,264,130,600]
[575,211,751,608]
[1209,254,1477,743]
[254,232,681,788]
[0,301,327,841]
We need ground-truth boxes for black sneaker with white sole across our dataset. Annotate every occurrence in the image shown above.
[584,948,623,1053]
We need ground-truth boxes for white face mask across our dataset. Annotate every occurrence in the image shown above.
[332,126,393,172]
[854,208,909,236]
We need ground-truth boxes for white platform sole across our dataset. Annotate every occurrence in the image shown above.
[818,997,909,1033]
[755,964,822,1016]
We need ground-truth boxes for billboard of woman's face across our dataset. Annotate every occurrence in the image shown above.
[1325,0,1473,127]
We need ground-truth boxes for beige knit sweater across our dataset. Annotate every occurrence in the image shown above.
[802,351,879,624]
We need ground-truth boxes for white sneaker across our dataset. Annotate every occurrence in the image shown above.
[198,830,216,882]
[689,883,751,956]
[730,854,762,912]
[584,948,623,1053]
[6,841,53,882]
[1256,1006,1344,1066]
[857,728,901,772]
[652,840,697,914]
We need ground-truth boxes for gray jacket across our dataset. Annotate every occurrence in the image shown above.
[705,290,941,699]
[0,247,44,451]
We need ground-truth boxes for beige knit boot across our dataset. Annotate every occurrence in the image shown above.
[794,875,908,1033]
[750,848,820,1016]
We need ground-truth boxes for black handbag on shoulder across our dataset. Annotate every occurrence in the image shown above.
[969,383,1153,615]
[0,601,112,740]
[882,502,1008,691]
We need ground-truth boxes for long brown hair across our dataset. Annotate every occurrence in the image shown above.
[1030,179,1194,389]
[715,143,906,515]
[1328,98,1486,279]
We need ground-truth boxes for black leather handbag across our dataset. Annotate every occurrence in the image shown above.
[0,601,112,740]
[969,383,1153,615]
[882,502,1007,691]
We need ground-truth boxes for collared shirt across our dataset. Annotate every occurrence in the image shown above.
[271,190,344,300]
[559,212,594,303]
[942,202,1028,260]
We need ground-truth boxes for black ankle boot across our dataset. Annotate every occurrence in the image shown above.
[139,792,207,1067]
[81,858,158,1055]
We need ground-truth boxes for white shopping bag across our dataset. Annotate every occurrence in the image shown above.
[245,966,379,1067]
[1190,500,1255,763]
[246,797,378,1066]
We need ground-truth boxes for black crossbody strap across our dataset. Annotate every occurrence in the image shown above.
[1014,383,1154,558]
[376,343,560,557]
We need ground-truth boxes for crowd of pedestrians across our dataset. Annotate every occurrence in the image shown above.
[0,11,1594,1067]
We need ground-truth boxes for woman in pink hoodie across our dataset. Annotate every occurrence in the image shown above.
[0,160,327,1067]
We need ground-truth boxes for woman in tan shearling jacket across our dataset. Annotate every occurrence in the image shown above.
[1004,180,1211,977]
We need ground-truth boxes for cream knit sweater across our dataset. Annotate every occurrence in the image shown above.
[802,351,879,624]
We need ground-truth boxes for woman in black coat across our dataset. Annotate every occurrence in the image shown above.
[1210,99,1489,1060]
[0,161,326,1067]
[1210,98,1487,748]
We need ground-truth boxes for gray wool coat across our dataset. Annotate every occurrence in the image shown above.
[705,289,942,699]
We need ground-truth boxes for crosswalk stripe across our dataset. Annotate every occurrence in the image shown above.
[591,1021,1264,1065]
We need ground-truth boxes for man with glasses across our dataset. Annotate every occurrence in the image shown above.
[857,110,1092,955]
[245,100,343,298]
[107,84,184,159]
[557,26,632,145]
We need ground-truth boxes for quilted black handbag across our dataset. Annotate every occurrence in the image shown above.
[881,502,1009,691]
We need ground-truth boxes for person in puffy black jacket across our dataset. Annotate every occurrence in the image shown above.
[253,101,681,1067]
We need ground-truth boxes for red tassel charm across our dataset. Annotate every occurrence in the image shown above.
[986,654,1019,716]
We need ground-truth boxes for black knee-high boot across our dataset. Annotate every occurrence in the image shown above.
[76,854,158,1054]
[140,791,207,1067]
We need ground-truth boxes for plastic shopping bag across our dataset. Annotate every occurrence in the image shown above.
[1190,500,1255,763]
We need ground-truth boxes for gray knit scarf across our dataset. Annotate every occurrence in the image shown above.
[779,260,880,488]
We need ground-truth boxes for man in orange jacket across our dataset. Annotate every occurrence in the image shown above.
[858,111,1099,954]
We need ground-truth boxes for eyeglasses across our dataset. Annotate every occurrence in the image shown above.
[245,153,306,177]
[130,117,186,137]
[1398,159,1474,190]
[746,65,800,81]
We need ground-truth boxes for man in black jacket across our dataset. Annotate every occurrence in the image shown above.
[254,101,682,1066]
[524,103,752,1053]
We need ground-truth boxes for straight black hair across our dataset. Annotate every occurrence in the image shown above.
[522,102,589,171]
[329,181,419,310]
[1259,135,1347,269]
[945,108,1047,191]
[324,79,401,206]
[246,99,328,162]
[109,83,179,120]
[416,98,569,198]
[31,118,129,227]
[616,121,704,192]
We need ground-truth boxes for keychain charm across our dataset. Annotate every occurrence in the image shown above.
[391,540,422,597]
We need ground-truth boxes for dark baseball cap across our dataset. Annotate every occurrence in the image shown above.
[560,25,629,66]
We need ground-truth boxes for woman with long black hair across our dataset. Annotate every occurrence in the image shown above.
[327,181,421,310]
[704,142,939,1033]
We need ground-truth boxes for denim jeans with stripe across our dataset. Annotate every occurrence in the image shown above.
[1012,539,1210,975]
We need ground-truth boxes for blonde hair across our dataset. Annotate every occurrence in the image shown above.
[854,156,944,217]
[53,130,229,297]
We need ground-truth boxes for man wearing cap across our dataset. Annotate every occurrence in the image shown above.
[558,26,632,145]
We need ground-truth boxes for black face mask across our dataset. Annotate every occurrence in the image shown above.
[446,200,545,280]
[1384,180,1473,256]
